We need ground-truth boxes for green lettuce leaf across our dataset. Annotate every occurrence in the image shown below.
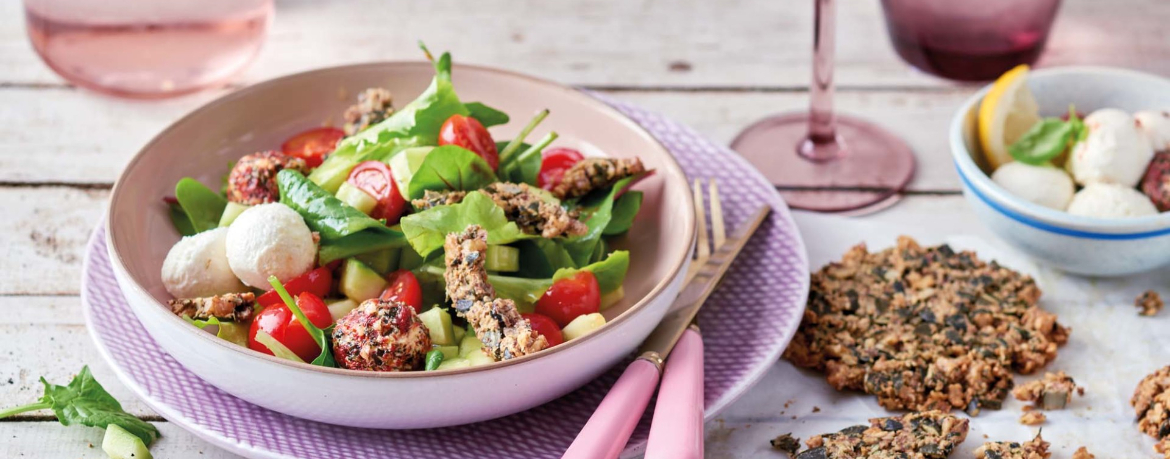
[554,250,629,293]
[563,174,643,266]
[465,102,510,127]
[277,169,407,264]
[400,191,534,257]
[174,177,227,234]
[406,145,499,200]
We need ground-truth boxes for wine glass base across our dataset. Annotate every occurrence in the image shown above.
[731,112,916,214]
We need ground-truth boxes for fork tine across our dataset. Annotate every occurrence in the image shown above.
[692,179,709,265]
[709,180,726,251]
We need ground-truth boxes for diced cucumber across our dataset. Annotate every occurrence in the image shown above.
[485,245,520,272]
[102,423,153,459]
[433,344,460,359]
[218,201,249,227]
[355,248,401,274]
[336,181,378,216]
[327,298,359,322]
[436,357,471,371]
[459,333,485,357]
[398,246,425,271]
[340,258,388,302]
[389,146,434,201]
[465,348,495,367]
[600,286,625,311]
[562,313,606,341]
[452,325,467,344]
[418,306,456,346]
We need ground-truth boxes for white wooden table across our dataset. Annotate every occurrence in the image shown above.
[2,0,1168,456]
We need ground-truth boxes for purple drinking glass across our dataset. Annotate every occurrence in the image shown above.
[880,0,1062,82]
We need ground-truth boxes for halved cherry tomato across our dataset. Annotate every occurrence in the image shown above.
[522,312,565,347]
[347,161,408,224]
[538,148,585,190]
[248,292,333,362]
[535,271,601,327]
[379,270,422,311]
[438,114,498,171]
[257,266,333,308]
[281,127,345,168]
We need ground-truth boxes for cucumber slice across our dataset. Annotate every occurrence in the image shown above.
[452,325,467,344]
[339,259,388,302]
[327,298,359,322]
[433,344,460,359]
[355,248,401,274]
[436,357,471,371]
[418,306,456,346]
[336,181,378,216]
[459,333,485,358]
[485,245,520,272]
[218,201,249,227]
[389,146,434,201]
[465,349,495,367]
[102,423,153,459]
[562,313,606,341]
[600,286,625,311]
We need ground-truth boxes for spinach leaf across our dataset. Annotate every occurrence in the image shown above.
[0,366,160,445]
[175,178,227,234]
[268,276,336,367]
[400,191,535,257]
[309,50,468,193]
[406,145,499,200]
[465,102,510,128]
[603,191,643,236]
[168,201,197,237]
[515,239,576,278]
[278,169,407,264]
[318,230,408,265]
[497,140,541,186]
[563,174,644,266]
[554,250,629,293]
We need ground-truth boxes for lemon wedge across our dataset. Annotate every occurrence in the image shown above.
[978,65,1040,169]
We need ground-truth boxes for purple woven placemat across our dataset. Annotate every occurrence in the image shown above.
[82,97,809,459]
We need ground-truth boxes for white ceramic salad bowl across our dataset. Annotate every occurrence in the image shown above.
[951,66,1170,277]
[106,62,695,428]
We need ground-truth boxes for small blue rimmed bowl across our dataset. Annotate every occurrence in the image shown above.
[951,66,1170,277]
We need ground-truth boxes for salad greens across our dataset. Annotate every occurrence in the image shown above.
[268,275,336,367]
[401,191,535,257]
[406,145,499,200]
[184,316,249,347]
[278,169,407,264]
[169,178,228,236]
[603,191,643,236]
[1009,105,1087,165]
[465,102,510,128]
[424,349,444,371]
[497,110,550,186]
[0,366,160,446]
[418,250,629,309]
[563,174,645,266]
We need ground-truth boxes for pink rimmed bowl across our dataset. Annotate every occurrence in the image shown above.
[106,62,695,429]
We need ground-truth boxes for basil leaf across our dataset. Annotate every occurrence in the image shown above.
[1008,118,1076,165]
[400,191,535,257]
[175,178,227,234]
[603,191,643,236]
[39,367,159,445]
[406,145,499,200]
[465,102,510,128]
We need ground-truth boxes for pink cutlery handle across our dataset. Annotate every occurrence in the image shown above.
[562,356,661,459]
[645,327,705,459]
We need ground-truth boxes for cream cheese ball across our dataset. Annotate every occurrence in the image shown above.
[1136,110,1170,152]
[1067,182,1157,218]
[991,162,1075,210]
[1067,108,1154,187]
[161,227,248,299]
[225,203,317,288]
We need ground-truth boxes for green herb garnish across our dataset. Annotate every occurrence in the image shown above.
[0,366,160,446]
[267,275,337,367]
[425,349,444,371]
[1008,105,1087,165]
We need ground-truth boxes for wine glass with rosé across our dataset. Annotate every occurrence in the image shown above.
[24,0,273,99]
[732,0,916,213]
[879,0,1062,82]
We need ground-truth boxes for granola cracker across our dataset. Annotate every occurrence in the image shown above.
[413,183,587,238]
[1071,446,1094,459]
[1012,371,1083,409]
[784,237,1069,413]
[973,433,1051,459]
[1137,290,1164,317]
[1132,365,1170,458]
[169,292,255,322]
[796,411,969,459]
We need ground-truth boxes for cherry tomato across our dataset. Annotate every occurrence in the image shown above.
[522,313,565,347]
[257,266,333,308]
[538,148,585,189]
[248,292,333,362]
[347,161,408,224]
[379,270,423,311]
[438,114,498,171]
[281,127,345,168]
[535,271,601,327]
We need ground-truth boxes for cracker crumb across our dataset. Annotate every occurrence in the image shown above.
[1132,365,1170,458]
[1137,290,1164,316]
[974,433,1051,459]
[770,433,800,456]
[812,406,821,413]
[1072,446,1094,459]
[1013,371,1084,410]
[1019,411,1046,425]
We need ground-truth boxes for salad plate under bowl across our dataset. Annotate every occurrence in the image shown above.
[105,62,695,428]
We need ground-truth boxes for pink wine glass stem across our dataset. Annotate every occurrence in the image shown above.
[807,0,838,149]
